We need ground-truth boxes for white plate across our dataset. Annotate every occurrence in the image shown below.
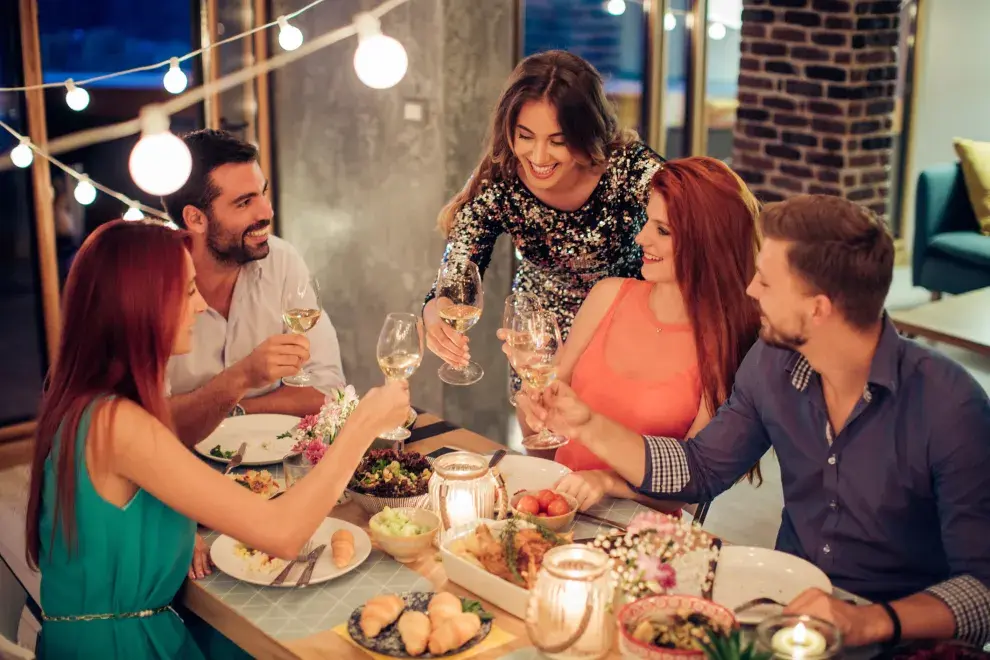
[488,454,570,496]
[195,414,301,466]
[710,546,832,624]
[210,518,372,588]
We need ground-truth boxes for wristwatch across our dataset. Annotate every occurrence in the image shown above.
[230,403,246,417]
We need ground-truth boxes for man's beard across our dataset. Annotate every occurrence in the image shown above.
[759,316,808,349]
[206,213,271,265]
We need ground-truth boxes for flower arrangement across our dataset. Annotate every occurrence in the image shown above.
[276,385,360,464]
[592,511,719,602]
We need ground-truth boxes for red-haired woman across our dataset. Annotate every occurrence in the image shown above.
[514,157,763,511]
[25,221,408,659]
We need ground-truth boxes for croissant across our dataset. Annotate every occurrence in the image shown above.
[332,529,355,568]
[397,610,431,656]
[359,594,405,638]
[427,612,481,655]
[427,592,462,629]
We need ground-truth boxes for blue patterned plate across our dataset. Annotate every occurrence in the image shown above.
[347,592,493,658]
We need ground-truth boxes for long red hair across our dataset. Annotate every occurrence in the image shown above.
[652,157,763,483]
[26,220,191,568]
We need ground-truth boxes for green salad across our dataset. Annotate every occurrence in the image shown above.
[371,507,433,537]
[209,445,236,459]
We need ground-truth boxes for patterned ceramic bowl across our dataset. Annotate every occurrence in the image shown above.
[345,490,431,515]
[369,508,440,563]
[617,595,737,660]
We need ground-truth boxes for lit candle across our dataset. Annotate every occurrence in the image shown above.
[445,490,475,528]
[770,622,828,658]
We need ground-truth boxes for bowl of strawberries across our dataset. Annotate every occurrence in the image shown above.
[509,488,578,531]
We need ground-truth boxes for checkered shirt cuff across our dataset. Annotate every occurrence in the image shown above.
[926,575,990,647]
[641,436,690,494]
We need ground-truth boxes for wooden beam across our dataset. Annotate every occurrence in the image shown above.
[18,0,60,365]
[685,0,709,156]
[252,0,272,183]
[201,0,221,129]
[644,0,670,156]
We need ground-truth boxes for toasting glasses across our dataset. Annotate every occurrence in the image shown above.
[281,274,322,387]
[435,259,484,386]
[376,313,425,448]
[509,309,569,450]
[502,292,541,407]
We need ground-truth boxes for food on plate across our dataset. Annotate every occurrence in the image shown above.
[428,612,482,655]
[360,594,406,638]
[228,469,280,497]
[370,507,433,537]
[427,591,462,628]
[397,610,430,656]
[629,608,732,652]
[233,543,286,574]
[331,529,355,568]
[209,444,236,459]
[348,449,433,498]
[448,520,572,589]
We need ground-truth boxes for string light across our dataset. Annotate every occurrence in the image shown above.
[664,12,677,30]
[10,138,33,168]
[277,16,304,51]
[74,177,97,205]
[605,0,626,15]
[163,57,188,94]
[129,105,192,196]
[708,21,727,39]
[123,204,145,221]
[353,13,408,89]
[64,80,90,111]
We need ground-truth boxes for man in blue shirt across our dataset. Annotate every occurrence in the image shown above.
[519,195,990,648]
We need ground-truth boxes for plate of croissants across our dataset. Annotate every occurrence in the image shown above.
[210,518,372,587]
[347,591,493,657]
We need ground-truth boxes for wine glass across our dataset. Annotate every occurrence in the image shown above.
[502,292,541,407]
[281,274,322,387]
[435,259,484,386]
[376,313,424,449]
[511,309,569,450]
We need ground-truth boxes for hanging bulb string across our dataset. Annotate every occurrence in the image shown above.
[13,0,411,161]
[0,118,171,222]
[0,0,330,93]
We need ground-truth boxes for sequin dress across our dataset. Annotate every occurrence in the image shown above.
[425,141,664,340]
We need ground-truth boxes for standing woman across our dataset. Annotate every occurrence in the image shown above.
[424,50,664,384]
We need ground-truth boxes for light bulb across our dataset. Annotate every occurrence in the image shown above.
[128,105,192,196]
[163,57,188,94]
[708,21,727,40]
[65,80,90,111]
[74,178,97,205]
[277,16,304,51]
[664,12,677,31]
[353,13,408,90]
[10,139,33,168]
[606,0,626,16]
[123,205,144,221]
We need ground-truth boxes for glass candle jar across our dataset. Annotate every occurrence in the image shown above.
[428,451,507,538]
[525,544,615,660]
[756,614,843,659]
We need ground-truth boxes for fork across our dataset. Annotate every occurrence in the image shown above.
[269,539,313,586]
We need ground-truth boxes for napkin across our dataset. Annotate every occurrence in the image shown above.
[332,622,514,660]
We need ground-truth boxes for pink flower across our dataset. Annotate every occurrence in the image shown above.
[636,555,677,591]
[627,511,677,537]
[302,439,327,465]
[297,414,319,431]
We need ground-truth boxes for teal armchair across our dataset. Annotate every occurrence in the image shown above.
[912,163,990,295]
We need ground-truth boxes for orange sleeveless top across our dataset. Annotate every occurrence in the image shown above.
[555,279,702,472]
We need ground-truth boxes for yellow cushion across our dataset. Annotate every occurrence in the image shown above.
[953,137,990,236]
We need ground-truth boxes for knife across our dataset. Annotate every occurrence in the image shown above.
[296,544,327,588]
[224,442,248,474]
[269,543,322,586]
[575,511,627,533]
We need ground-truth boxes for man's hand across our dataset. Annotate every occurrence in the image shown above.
[785,588,894,647]
[554,471,615,511]
[542,381,595,441]
[235,334,311,390]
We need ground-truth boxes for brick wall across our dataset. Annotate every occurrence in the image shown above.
[731,0,901,220]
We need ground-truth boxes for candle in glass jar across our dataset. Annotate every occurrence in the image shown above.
[770,622,828,657]
[445,490,475,527]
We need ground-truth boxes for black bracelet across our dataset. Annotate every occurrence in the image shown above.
[877,601,902,650]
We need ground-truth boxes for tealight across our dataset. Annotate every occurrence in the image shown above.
[756,614,842,659]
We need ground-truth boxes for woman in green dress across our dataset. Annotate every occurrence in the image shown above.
[25,221,409,658]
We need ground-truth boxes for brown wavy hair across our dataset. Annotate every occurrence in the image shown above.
[437,50,636,235]
[653,157,764,484]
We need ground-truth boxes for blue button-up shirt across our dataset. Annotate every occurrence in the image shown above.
[639,317,990,645]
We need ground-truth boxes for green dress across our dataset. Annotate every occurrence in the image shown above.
[37,399,242,659]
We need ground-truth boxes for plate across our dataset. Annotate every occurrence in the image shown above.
[487,454,570,496]
[195,414,301,466]
[210,518,371,587]
[710,546,833,624]
[346,592,492,658]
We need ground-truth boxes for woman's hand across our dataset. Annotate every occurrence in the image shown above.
[188,533,212,579]
[350,380,411,438]
[424,298,470,367]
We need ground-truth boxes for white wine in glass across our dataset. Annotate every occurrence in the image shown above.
[502,292,541,406]
[282,274,322,387]
[511,309,568,450]
[435,259,484,386]
[376,313,424,447]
